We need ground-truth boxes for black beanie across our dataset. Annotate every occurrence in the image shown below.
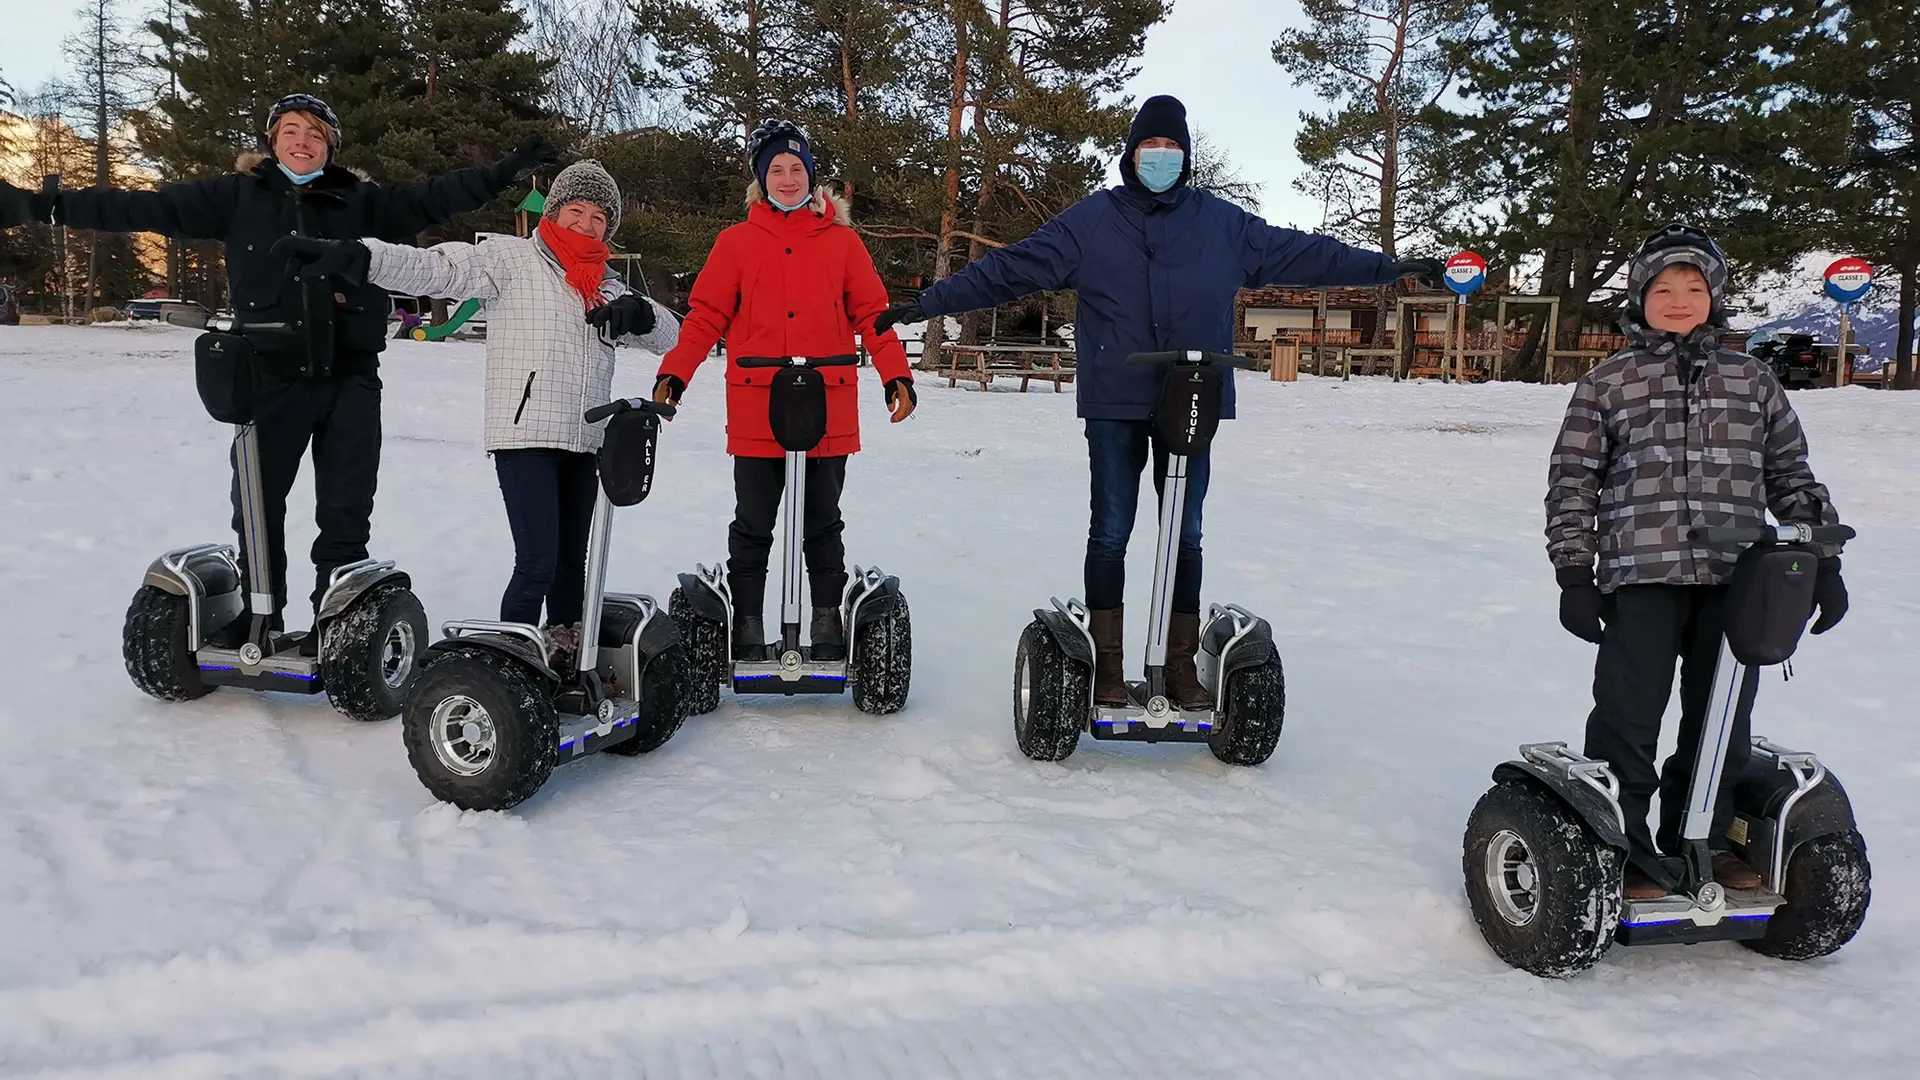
[1120,94,1192,194]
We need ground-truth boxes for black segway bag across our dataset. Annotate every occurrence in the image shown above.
[1724,544,1819,666]
[1152,362,1224,456]
[195,331,255,424]
[769,365,829,453]
[597,409,659,507]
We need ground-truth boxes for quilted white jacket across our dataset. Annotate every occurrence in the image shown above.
[362,234,681,453]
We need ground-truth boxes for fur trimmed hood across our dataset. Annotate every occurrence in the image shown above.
[745,181,852,227]
[235,150,371,183]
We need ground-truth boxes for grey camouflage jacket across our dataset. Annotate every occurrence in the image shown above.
[1545,325,1840,591]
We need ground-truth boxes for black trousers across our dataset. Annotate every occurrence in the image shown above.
[728,455,849,617]
[494,448,600,627]
[230,371,382,618]
[1583,584,1746,862]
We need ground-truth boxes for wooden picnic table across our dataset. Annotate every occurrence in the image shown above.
[940,343,1077,392]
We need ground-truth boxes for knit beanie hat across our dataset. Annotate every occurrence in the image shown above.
[753,132,815,195]
[1119,94,1192,193]
[544,160,623,236]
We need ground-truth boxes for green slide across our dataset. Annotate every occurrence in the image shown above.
[411,297,484,342]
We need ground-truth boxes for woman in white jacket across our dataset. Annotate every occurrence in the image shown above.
[275,160,679,668]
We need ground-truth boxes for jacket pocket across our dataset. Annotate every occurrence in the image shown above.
[512,370,536,425]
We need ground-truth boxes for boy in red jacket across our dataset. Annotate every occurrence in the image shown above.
[655,120,915,660]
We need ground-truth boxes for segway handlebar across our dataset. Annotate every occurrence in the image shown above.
[1126,350,1259,370]
[1689,524,1855,547]
[163,309,293,336]
[734,354,860,369]
[584,397,677,424]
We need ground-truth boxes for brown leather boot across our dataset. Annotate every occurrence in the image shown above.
[1165,612,1214,711]
[1088,607,1129,706]
[1714,852,1762,891]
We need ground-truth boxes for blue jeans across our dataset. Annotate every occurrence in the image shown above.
[494,449,600,626]
[1084,419,1209,612]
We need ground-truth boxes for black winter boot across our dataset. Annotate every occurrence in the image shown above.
[1088,607,1129,707]
[810,607,846,662]
[733,613,767,662]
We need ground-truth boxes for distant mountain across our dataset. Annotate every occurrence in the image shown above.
[1731,253,1910,371]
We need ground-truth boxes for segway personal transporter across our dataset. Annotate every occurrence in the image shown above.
[1464,523,1871,977]
[402,398,695,811]
[668,355,912,716]
[1012,350,1287,766]
[122,314,428,722]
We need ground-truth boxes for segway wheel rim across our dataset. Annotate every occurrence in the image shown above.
[429,693,497,777]
[382,620,418,690]
[1484,829,1540,927]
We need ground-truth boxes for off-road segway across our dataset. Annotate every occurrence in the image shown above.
[1464,523,1871,977]
[1012,350,1287,766]
[668,354,912,716]
[402,397,695,811]
[122,313,428,722]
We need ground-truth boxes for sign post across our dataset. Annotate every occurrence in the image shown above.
[1823,258,1872,388]
[1444,252,1488,383]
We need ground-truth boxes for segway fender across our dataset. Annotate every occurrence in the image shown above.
[428,634,557,684]
[317,563,411,624]
[144,548,241,598]
[849,575,904,631]
[1492,760,1631,852]
[1732,758,1858,871]
[1195,606,1276,702]
[1032,607,1095,670]
[676,572,731,624]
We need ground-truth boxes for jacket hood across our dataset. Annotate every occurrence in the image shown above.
[745,181,852,227]
[236,151,370,185]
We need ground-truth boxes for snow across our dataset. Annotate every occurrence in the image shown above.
[3,323,1918,1077]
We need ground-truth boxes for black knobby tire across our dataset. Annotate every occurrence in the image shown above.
[1462,779,1622,977]
[669,587,726,716]
[1013,619,1088,762]
[402,648,558,812]
[1208,646,1286,766]
[851,595,913,715]
[604,642,691,756]
[123,585,215,702]
[320,582,428,722]
[1742,829,1872,961]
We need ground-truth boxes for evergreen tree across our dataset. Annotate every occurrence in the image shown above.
[63,0,154,306]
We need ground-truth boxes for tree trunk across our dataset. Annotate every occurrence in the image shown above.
[923,0,969,370]
[1895,253,1916,391]
[838,3,858,199]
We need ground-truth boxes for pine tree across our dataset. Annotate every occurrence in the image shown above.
[63,0,154,306]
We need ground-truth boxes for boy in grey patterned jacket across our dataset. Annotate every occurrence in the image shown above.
[1544,225,1849,898]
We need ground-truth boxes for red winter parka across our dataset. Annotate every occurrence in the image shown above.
[657,186,912,458]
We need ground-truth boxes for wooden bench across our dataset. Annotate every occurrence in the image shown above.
[940,344,1077,392]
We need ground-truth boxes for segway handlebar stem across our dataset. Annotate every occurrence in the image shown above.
[584,398,677,424]
[1126,350,1258,370]
[735,354,860,369]
[1689,524,1855,548]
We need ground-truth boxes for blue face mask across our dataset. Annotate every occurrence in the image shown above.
[277,161,325,185]
[1135,147,1184,193]
[769,191,812,212]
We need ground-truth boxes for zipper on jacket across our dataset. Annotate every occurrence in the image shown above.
[292,188,319,376]
[513,370,536,424]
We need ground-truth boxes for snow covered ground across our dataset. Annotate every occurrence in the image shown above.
[2,324,1916,1078]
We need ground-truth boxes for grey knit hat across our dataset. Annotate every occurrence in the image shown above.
[544,160,623,236]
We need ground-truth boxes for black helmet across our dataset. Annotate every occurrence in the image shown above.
[746,118,809,165]
[264,93,342,150]
[1625,223,1730,327]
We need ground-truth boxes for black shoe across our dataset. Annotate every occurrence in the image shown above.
[733,614,767,662]
[810,607,845,662]
[296,627,320,657]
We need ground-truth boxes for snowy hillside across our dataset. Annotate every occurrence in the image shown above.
[1,324,1916,1077]
[1733,252,1910,367]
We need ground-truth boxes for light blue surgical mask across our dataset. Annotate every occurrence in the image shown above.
[769,191,811,212]
[1135,147,1184,193]
[277,162,325,185]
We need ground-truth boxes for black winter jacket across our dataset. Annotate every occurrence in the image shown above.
[55,153,507,377]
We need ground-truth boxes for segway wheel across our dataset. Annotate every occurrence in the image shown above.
[320,582,428,722]
[1013,619,1087,761]
[1462,779,1622,977]
[123,585,215,702]
[1742,829,1872,961]
[604,642,692,756]
[851,595,913,715]
[1208,646,1285,766]
[668,587,725,716]
[402,648,557,811]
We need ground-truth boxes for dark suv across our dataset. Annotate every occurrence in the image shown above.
[123,298,210,324]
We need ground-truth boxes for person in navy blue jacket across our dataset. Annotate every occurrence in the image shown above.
[875,95,1441,710]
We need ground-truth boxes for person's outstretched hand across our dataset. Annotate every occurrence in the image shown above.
[873,302,926,336]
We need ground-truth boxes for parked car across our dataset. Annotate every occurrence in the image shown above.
[122,298,210,325]
[0,284,19,325]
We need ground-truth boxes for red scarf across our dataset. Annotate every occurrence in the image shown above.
[539,218,610,310]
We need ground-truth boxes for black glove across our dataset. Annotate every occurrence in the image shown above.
[1556,565,1606,645]
[1810,558,1848,635]
[586,293,655,339]
[0,179,35,229]
[653,374,685,405]
[270,236,371,286]
[872,301,926,335]
[488,135,560,189]
[1394,257,1446,289]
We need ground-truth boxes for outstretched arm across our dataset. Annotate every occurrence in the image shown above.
[54,175,240,240]
[360,237,513,303]
[916,209,1082,318]
[1241,211,1402,288]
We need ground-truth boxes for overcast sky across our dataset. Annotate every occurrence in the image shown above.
[1,0,1321,227]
